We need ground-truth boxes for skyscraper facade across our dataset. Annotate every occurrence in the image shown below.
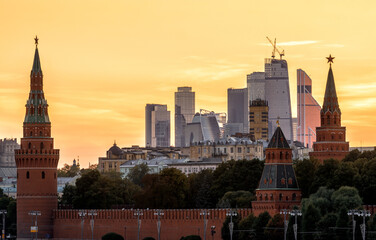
[297,69,321,148]
[310,58,349,163]
[249,99,269,141]
[264,58,293,142]
[247,72,266,103]
[227,88,248,134]
[15,37,60,238]
[175,87,195,147]
[145,104,170,147]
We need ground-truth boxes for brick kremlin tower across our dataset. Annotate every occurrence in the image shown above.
[15,37,59,238]
[309,55,349,163]
[252,124,301,216]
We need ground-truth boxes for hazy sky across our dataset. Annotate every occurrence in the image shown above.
[1,0,376,167]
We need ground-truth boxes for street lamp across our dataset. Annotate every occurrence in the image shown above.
[0,210,7,240]
[88,210,97,240]
[28,210,41,240]
[134,209,143,240]
[280,209,290,240]
[78,210,87,240]
[226,209,237,240]
[200,210,210,240]
[347,209,358,240]
[290,209,302,240]
[210,226,216,240]
[356,210,371,240]
[154,210,164,240]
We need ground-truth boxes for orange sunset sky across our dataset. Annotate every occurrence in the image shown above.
[1,0,376,168]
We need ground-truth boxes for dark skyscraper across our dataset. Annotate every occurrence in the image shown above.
[227,88,248,134]
[175,87,195,147]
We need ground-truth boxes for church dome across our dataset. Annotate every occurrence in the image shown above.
[108,143,123,157]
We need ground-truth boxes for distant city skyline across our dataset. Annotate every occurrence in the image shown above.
[1,1,376,167]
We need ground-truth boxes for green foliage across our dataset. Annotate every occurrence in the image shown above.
[57,163,80,177]
[180,235,201,240]
[238,213,256,240]
[187,169,214,208]
[294,158,318,197]
[211,159,263,204]
[0,193,16,235]
[61,169,140,209]
[265,214,283,240]
[102,232,124,240]
[217,190,254,208]
[127,163,149,187]
[302,204,321,240]
[135,168,189,208]
[331,186,362,211]
[252,211,271,240]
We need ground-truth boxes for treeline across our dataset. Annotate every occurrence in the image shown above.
[60,159,264,209]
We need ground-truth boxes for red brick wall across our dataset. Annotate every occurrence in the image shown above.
[53,208,253,240]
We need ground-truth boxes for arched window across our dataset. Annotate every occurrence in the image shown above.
[42,171,45,179]
[292,193,297,201]
[279,193,283,201]
[265,194,268,201]
[30,131,33,137]
[259,194,262,201]
[280,151,283,159]
[40,142,44,150]
[28,142,31,149]
[327,115,330,125]
[270,194,274,201]
[285,152,289,159]
[26,171,30,179]
[39,131,42,136]
[286,196,289,201]
[272,152,275,159]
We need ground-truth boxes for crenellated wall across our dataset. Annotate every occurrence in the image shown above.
[53,208,252,240]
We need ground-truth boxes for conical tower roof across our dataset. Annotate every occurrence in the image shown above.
[322,65,340,113]
[31,47,42,75]
[267,126,290,149]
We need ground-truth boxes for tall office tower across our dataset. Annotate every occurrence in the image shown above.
[0,138,20,167]
[227,88,248,133]
[247,72,266,103]
[297,69,321,148]
[145,104,170,147]
[249,99,269,141]
[310,57,349,163]
[292,118,298,142]
[264,58,293,142]
[15,37,60,238]
[175,87,195,147]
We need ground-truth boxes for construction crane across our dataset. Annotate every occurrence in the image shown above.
[266,37,285,59]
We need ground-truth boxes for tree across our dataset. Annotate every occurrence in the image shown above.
[252,211,271,240]
[211,159,263,203]
[330,162,357,189]
[294,158,318,198]
[310,159,339,194]
[57,163,80,177]
[127,163,150,187]
[302,203,321,240]
[265,214,283,240]
[217,190,254,208]
[238,213,256,240]
[135,168,189,209]
[331,186,362,212]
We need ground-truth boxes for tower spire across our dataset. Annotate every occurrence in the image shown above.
[31,36,42,75]
[322,55,340,113]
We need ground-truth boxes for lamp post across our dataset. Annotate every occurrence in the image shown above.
[28,210,41,240]
[88,210,97,240]
[356,210,371,240]
[347,209,358,240]
[290,210,302,240]
[280,209,290,240]
[78,210,87,240]
[134,209,143,240]
[210,226,216,240]
[200,210,210,240]
[226,209,237,240]
[0,210,7,240]
[154,210,164,240]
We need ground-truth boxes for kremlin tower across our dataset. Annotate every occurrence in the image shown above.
[309,55,349,163]
[252,124,301,216]
[15,37,60,238]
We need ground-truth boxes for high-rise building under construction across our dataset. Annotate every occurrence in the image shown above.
[264,58,293,141]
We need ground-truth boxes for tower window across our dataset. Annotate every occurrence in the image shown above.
[39,131,42,136]
[28,142,31,149]
[42,171,45,179]
[26,171,30,179]
[327,115,330,125]
[30,131,33,136]
[292,193,297,201]
[40,142,44,150]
